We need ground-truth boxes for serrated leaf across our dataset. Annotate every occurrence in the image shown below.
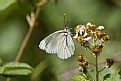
[0,62,33,76]
[0,0,16,10]
[71,75,89,81]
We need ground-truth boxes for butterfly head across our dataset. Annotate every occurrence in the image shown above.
[64,27,70,32]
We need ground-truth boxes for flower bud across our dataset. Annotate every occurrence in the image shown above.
[81,40,90,48]
[105,58,114,68]
[97,26,104,30]
[103,34,111,42]
[77,55,84,62]
[96,30,105,39]
[91,45,103,55]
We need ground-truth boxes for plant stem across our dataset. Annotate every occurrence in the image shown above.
[15,25,34,61]
[92,34,99,81]
[95,55,99,81]
[15,0,47,62]
[6,0,47,81]
[99,67,106,72]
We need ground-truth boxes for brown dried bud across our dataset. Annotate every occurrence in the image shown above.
[81,40,90,48]
[91,45,103,55]
[103,34,111,42]
[96,30,105,39]
[106,58,114,68]
[85,23,96,33]
[77,36,84,42]
[79,60,88,72]
[77,55,84,62]
[77,55,88,72]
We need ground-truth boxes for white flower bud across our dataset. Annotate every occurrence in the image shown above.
[97,26,104,30]
[73,33,79,39]
[86,22,92,26]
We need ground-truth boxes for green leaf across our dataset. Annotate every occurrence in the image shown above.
[0,62,33,76]
[103,70,121,81]
[0,0,16,10]
[71,75,89,81]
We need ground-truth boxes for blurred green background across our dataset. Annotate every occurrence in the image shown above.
[0,0,121,81]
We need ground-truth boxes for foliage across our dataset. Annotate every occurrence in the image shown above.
[0,0,16,10]
[71,67,121,81]
[71,75,89,81]
[0,62,33,76]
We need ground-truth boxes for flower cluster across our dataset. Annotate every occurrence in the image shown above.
[73,22,110,56]
[73,22,114,81]
[77,55,88,72]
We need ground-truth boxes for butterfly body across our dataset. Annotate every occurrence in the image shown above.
[39,27,75,59]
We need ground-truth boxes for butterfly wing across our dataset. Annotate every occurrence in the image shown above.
[39,30,65,54]
[39,29,75,59]
[57,32,75,59]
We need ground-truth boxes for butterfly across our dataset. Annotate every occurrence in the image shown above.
[39,27,75,59]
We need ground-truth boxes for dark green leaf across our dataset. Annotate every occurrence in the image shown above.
[0,62,33,76]
[103,74,111,80]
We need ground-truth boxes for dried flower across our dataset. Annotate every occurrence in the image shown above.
[73,24,91,42]
[85,22,96,35]
[95,30,105,39]
[91,45,103,55]
[102,34,111,42]
[74,22,110,56]
[81,40,90,48]
[105,58,114,68]
[77,55,84,62]
[77,55,88,72]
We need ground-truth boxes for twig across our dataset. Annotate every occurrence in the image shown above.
[15,0,47,62]
[15,12,35,61]
[6,0,47,81]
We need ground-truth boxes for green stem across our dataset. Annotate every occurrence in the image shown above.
[92,34,99,81]
[99,67,106,72]
[95,55,99,81]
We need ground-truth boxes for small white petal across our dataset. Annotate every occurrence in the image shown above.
[84,37,92,41]
[97,26,104,30]
[86,22,92,26]
[73,33,79,38]
[79,25,85,35]
[83,31,88,37]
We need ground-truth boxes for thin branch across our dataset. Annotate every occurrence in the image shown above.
[6,0,47,81]
[15,0,47,62]
[15,23,34,61]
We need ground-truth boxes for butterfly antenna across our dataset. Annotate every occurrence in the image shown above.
[64,14,66,26]
[65,20,70,27]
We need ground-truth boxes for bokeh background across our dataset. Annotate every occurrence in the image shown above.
[0,0,121,81]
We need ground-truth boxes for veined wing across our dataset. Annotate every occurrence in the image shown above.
[57,32,75,59]
[39,28,75,59]
[39,30,66,54]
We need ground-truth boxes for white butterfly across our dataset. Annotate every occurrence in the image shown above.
[39,27,75,59]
